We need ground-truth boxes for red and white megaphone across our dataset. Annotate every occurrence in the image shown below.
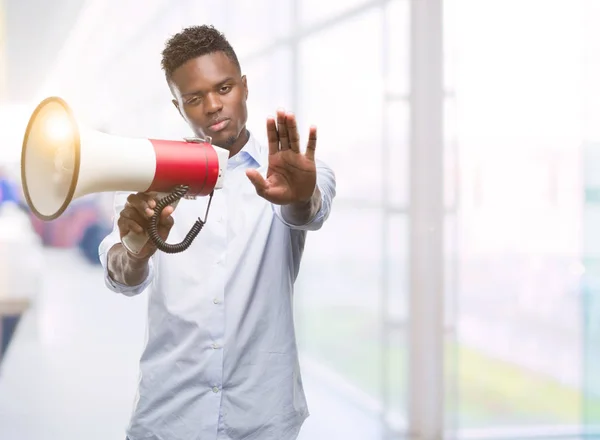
[20,96,230,254]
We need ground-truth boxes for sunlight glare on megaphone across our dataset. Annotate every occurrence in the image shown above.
[43,108,73,143]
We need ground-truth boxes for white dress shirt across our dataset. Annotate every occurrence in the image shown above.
[98,132,336,440]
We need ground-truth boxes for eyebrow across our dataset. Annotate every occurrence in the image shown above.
[182,77,236,97]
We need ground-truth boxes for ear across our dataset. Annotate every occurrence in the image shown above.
[172,99,184,119]
[241,75,248,100]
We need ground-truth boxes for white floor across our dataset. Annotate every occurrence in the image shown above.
[0,248,381,440]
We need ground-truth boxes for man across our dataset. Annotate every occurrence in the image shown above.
[98,25,336,440]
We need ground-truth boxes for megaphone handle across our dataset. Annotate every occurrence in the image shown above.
[122,230,149,255]
[121,192,180,255]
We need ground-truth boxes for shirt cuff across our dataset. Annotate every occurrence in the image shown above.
[98,236,154,296]
[271,186,327,231]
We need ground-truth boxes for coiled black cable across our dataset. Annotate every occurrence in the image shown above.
[147,185,211,254]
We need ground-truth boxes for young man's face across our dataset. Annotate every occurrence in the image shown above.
[170,51,248,152]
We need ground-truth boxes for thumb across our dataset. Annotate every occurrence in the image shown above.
[160,205,174,219]
[246,169,268,194]
[158,205,174,226]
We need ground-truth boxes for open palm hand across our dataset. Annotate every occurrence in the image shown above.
[246,110,317,205]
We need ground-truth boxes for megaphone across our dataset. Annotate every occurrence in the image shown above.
[21,96,230,254]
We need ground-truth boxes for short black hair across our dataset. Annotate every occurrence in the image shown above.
[161,25,241,79]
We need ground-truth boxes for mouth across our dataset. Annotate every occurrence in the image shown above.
[208,118,230,133]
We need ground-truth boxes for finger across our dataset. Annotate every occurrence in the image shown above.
[142,192,158,208]
[266,117,279,155]
[158,215,174,229]
[305,125,317,161]
[133,191,157,205]
[158,205,174,224]
[286,113,300,153]
[118,217,144,235]
[160,205,174,217]
[277,109,289,151]
[127,193,155,217]
[126,201,153,219]
[245,169,268,195]
[121,208,148,228]
[143,192,158,214]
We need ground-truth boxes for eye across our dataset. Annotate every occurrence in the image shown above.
[186,96,201,106]
[219,85,232,94]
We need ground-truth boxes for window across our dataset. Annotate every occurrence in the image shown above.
[384,100,409,209]
[294,205,406,439]
[241,48,293,144]
[450,0,586,433]
[298,8,383,202]
[583,0,600,429]
[181,0,229,31]
[298,0,374,27]
[384,0,410,98]
[226,0,292,57]
[294,6,409,438]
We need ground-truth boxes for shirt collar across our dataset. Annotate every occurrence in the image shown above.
[233,131,266,167]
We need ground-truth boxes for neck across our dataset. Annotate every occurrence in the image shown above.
[226,128,250,158]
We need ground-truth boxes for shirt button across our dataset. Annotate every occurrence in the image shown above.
[212,343,220,349]
[213,387,220,393]
[213,298,220,304]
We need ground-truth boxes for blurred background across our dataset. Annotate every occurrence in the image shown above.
[0,0,599,439]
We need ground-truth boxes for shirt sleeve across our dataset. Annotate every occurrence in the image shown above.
[98,192,155,296]
[271,159,336,231]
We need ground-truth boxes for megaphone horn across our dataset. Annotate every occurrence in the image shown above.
[21,96,230,254]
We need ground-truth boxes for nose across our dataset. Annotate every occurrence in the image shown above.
[205,93,223,115]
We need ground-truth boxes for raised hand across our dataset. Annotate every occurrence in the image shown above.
[246,109,317,205]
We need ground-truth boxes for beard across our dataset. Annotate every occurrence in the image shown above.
[202,127,248,151]
[222,135,237,148]
[192,127,236,149]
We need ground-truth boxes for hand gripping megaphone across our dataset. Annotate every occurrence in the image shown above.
[20,96,229,254]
